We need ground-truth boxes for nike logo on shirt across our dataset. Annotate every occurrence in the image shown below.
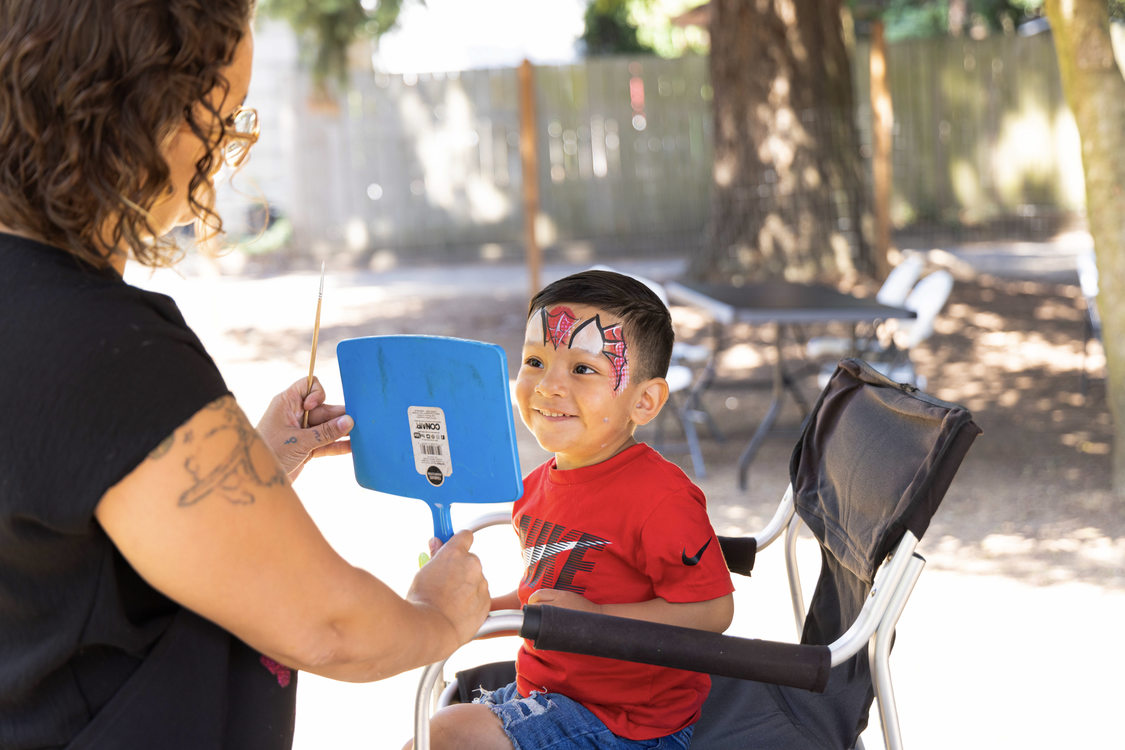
[682,538,712,566]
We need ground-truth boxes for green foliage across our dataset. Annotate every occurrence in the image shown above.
[631,0,710,57]
[257,0,409,88]
[879,0,947,39]
[581,0,655,55]
[870,0,1046,40]
[580,0,708,58]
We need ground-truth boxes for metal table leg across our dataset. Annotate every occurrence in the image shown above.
[736,323,811,490]
[737,325,785,490]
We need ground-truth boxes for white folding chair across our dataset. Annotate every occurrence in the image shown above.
[806,253,926,362]
[875,253,927,306]
[817,270,954,390]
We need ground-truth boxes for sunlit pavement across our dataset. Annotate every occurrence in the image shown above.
[126,249,1123,750]
[283,468,1125,750]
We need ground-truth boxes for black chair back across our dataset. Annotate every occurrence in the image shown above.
[694,359,980,749]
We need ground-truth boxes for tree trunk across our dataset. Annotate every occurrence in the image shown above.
[1045,0,1125,497]
[689,0,873,284]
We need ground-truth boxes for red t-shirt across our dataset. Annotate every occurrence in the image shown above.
[512,443,734,740]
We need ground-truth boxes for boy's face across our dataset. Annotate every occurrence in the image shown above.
[515,302,646,470]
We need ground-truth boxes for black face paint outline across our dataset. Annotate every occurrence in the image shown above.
[568,315,629,393]
[528,305,631,394]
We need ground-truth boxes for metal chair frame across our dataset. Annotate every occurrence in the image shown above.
[413,490,928,750]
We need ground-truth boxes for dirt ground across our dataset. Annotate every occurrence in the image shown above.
[656,269,1125,591]
[221,255,1123,591]
[135,248,1124,748]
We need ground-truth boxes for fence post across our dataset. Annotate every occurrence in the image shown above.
[870,19,893,279]
[518,59,541,297]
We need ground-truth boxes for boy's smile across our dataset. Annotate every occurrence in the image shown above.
[516,303,648,470]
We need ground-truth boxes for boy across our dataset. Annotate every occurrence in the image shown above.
[412,270,734,749]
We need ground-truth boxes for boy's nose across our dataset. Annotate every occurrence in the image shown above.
[534,367,566,397]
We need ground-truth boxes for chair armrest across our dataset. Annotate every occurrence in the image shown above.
[752,484,796,551]
[466,511,514,533]
[520,605,830,693]
[716,484,795,577]
[717,536,757,576]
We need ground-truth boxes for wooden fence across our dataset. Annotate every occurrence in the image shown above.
[224,29,1087,264]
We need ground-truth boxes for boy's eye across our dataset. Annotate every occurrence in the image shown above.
[574,363,597,375]
[524,356,543,368]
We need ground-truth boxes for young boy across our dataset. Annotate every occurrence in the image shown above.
[413,269,734,749]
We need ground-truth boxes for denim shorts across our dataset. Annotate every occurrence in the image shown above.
[476,681,693,750]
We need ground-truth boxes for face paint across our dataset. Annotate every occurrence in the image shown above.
[599,321,629,392]
[526,310,546,347]
[543,306,579,349]
[568,316,604,356]
[517,303,640,469]
[570,316,629,392]
[530,306,631,393]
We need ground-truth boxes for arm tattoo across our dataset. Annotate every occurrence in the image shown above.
[149,433,175,460]
[165,396,288,507]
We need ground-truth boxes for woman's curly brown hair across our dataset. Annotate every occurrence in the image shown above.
[0,0,256,269]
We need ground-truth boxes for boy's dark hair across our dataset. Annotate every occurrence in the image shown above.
[527,269,674,382]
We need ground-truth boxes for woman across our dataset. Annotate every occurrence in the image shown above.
[0,2,489,748]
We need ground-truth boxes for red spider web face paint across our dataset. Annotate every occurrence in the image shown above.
[543,306,580,349]
[600,322,629,392]
[570,316,630,394]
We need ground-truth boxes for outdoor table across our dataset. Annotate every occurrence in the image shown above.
[665,278,915,490]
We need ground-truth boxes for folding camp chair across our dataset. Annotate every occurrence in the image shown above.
[412,358,981,750]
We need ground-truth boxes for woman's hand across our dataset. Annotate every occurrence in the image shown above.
[408,532,491,649]
[257,376,353,480]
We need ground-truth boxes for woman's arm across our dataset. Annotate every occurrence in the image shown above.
[95,394,490,682]
[527,589,734,633]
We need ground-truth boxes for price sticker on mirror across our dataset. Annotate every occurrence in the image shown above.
[407,406,453,486]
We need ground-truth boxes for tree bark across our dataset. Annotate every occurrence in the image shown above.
[689,0,873,284]
[1045,0,1125,497]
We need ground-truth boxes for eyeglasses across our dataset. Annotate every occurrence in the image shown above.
[221,106,259,168]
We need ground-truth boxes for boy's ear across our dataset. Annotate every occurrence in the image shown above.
[630,377,669,427]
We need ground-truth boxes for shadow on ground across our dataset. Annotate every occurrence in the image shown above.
[218,268,1124,591]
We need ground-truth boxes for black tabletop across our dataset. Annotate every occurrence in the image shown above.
[666,279,915,325]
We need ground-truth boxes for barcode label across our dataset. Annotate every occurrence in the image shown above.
[407,405,452,481]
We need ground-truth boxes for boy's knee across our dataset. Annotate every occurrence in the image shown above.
[420,702,512,750]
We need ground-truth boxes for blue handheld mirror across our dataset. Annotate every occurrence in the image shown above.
[337,335,523,541]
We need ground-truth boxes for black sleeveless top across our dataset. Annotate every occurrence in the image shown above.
[0,233,296,749]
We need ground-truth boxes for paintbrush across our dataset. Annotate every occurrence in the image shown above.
[302,261,326,428]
